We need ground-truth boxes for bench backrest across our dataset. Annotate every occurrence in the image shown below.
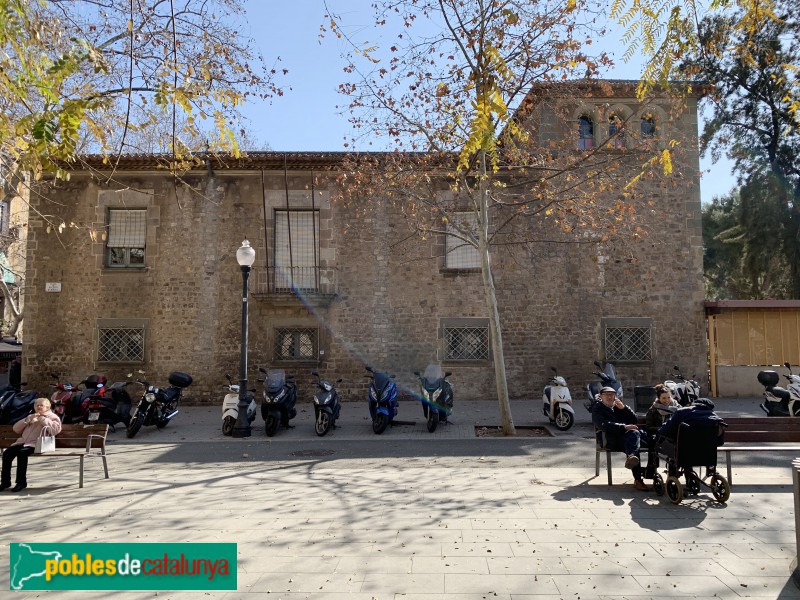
[0,423,108,449]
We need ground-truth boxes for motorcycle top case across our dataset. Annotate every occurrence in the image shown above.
[168,371,193,388]
[757,370,779,387]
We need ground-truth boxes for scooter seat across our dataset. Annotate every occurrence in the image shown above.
[767,386,792,401]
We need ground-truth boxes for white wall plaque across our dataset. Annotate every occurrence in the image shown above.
[45,282,62,292]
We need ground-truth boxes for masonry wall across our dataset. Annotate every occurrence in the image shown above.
[23,96,706,410]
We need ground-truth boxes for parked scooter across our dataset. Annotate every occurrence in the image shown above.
[366,366,398,434]
[414,364,453,433]
[221,374,256,436]
[84,381,132,431]
[759,362,800,417]
[259,367,297,437]
[542,367,575,430]
[0,385,38,425]
[311,371,342,436]
[49,373,82,423]
[664,366,700,407]
[585,361,623,412]
[126,372,193,438]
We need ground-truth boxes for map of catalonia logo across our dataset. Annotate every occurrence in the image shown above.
[9,543,237,590]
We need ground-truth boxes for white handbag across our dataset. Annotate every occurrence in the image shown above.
[34,425,56,454]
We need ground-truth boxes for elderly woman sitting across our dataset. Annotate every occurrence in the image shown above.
[2,398,62,492]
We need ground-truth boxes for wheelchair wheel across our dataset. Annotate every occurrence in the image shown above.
[666,475,683,504]
[710,473,731,503]
[652,473,665,496]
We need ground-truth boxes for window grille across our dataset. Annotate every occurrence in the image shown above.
[605,326,652,362]
[275,327,318,361]
[98,327,145,363]
[274,210,319,291]
[445,212,481,269]
[578,116,594,150]
[106,209,146,267]
[445,324,489,361]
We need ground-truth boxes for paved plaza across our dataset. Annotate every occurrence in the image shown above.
[1,398,799,599]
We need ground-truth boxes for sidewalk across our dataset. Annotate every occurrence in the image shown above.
[1,396,798,599]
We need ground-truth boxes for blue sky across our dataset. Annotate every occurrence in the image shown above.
[240,1,736,205]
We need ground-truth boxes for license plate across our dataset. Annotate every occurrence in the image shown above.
[88,412,100,422]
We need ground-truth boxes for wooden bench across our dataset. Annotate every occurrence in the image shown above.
[0,423,110,488]
[595,415,800,485]
[718,417,800,484]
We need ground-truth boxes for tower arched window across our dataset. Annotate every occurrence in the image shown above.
[578,116,594,150]
[609,115,625,149]
[641,116,657,138]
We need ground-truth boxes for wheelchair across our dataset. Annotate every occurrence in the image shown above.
[652,421,730,504]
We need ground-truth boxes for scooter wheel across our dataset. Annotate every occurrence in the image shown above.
[426,409,439,433]
[554,409,574,431]
[372,413,388,434]
[222,416,235,436]
[710,473,731,503]
[315,412,332,436]
[265,414,280,437]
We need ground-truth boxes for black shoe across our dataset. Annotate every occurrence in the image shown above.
[0,482,11,491]
[11,483,27,492]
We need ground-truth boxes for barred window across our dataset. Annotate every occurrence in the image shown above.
[98,326,145,363]
[445,212,481,269]
[443,319,490,361]
[106,209,146,268]
[275,327,318,361]
[603,319,653,362]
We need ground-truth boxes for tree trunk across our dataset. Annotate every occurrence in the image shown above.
[0,279,22,337]
[477,150,515,435]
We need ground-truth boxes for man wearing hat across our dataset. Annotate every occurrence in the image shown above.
[592,386,651,491]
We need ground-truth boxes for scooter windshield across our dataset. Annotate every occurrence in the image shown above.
[266,369,286,393]
[373,371,391,393]
[603,363,618,381]
[423,363,444,389]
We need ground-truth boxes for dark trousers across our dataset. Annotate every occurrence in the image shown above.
[2,445,35,485]
[623,429,650,480]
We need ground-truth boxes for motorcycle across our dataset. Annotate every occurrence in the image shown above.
[542,367,575,430]
[664,366,700,407]
[311,371,342,436]
[49,372,82,423]
[221,374,256,436]
[0,385,38,425]
[126,371,192,438]
[759,361,800,417]
[84,381,133,431]
[413,364,453,433]
[585,361,623,412]
[259,367,297,437]
[366,366,398,434]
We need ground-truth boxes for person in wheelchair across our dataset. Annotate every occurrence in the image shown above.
[652,398,729,503]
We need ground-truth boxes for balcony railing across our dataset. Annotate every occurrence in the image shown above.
[253,267,337,299]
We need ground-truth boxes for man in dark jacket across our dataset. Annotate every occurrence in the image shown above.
[592,386,651,491]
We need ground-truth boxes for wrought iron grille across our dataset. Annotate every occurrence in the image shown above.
[98,327,144,362]
[275,328,318,361]
[445,325,489,361]
[605,326,652,362]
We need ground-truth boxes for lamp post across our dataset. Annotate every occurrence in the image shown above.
[233,239,256,438]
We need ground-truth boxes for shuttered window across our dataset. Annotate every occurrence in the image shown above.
[274,210,319,291]
[106,209,146,267]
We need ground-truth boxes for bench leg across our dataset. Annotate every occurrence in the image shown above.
[606,451,613,485]
[726,451,733,485]
[102,453,109,479]
[79,455,84,489]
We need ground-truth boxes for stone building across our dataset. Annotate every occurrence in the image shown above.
[21,81,707,407]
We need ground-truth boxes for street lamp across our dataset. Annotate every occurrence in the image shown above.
[233,239,256,438]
